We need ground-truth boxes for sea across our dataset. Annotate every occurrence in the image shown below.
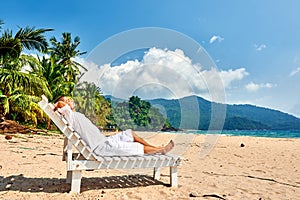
[186,130,300,138]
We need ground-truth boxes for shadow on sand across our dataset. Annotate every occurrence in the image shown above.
[0,174,167,193]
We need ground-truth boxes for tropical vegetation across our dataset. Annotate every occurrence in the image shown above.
[107,96,166,131]
[0,22,52,126]
[0,20,168,132]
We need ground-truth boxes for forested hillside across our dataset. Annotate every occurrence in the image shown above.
[148,96,300,130]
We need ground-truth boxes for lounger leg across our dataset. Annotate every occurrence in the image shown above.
[170,166,178,187]
[153,167,161,180]
[66,171,72,183]
[62,137,68,161]
[70,170,82,193]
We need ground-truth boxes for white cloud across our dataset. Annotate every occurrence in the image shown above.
[209,35,224,44]
[289,67,300,77]
[254,44,267,51]
[79,48,248,101]
[219,68,249,87]
[245,81,274,92]
[74,57,103,84]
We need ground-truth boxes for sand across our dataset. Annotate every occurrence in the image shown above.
[0,131,299,200]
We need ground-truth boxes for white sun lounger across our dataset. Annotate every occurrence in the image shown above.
[38,95,182,193]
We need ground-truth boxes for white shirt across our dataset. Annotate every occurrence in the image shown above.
[58,105,106,151]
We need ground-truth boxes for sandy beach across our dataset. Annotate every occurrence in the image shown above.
[0,131,299,200]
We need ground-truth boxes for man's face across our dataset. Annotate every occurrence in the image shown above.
[63,97,75,109]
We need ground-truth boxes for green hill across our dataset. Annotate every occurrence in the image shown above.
[148,95,300,130]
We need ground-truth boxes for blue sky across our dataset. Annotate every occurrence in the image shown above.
[2,0,300,117]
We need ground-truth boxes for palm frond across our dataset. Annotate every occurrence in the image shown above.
[8,93,44,125]
[19,54,43,73]
[0,30,22,60]
[0,68,52,98]
[0,19,4,29]
[15,26,53,52]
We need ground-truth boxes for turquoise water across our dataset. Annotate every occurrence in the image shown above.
[186,130,300,138]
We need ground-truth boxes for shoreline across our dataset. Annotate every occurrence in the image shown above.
[159,129,300,139]
[1,132,299,199]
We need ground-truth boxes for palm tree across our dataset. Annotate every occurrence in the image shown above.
[0,67,51,97]
[37,54,75,100]
[94,91,111,127]
[73,81,111,127]
[48,32,87,83]
[0,23,52,89]
[0,22,52,123]
[0,26,52,64]
[3,90,44,126]
[74,81,96,113]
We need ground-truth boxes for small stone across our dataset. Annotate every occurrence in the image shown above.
[240,143,245,147]
[5,135,12,140]
[189,192,200,197]
[6,184,12,189]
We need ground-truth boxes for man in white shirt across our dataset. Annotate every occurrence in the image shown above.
[54,96,174,156]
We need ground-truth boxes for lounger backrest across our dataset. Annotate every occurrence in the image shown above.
[38,95,97,161]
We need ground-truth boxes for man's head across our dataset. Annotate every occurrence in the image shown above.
[54,96,75,110]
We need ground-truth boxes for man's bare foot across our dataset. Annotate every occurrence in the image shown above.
[162,140,174,154]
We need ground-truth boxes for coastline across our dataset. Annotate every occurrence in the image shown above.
[180,129,300,139]
[0,132,299,199]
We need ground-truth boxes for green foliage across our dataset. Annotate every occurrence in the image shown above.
[224,116,270,130]
[73,81,111,127]
[129,96,151,127]
[0,22,52,124]
[110,101,136,131]
[108,96,166,131]
[48,32,87,84]
[0,68,51,96]
[0,26,52,63]
[0,21,90,128]
[148,106,165,131]
[0,89,9,115]
[8,93,44,126]
[0,20,167,131]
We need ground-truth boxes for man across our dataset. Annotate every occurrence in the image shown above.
[54,96,174,156]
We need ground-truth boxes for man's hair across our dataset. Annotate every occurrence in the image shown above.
[53,96,65,103]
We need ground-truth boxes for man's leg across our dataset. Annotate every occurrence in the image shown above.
[131,131,175,154]
[132,132,157,147]
[143,140,174,154]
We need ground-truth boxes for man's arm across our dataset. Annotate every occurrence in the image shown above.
[54,101,67,111]
[53,101,74,128]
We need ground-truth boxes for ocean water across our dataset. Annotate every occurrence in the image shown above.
[186,130,300,138]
